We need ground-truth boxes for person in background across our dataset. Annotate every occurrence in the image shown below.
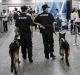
[34,4,56,59]
[77,9,80,34]
[17,11,21,16]
[74,9,80,34]
[55,9,62,31]
[56,9,61,19]
[2,9,8,32]
[13,8,18,22]
[8,11,13,25]
[70,8,78,34]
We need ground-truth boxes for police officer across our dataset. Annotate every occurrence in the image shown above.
[34,4,55,59]
[15,6,33,63]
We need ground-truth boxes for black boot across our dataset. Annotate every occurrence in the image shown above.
[29,58,33,63]
[50,53,55,58]
[45,54,49,59]
[22,55,26,60]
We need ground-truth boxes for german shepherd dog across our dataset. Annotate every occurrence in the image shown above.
[59,32,70,66]
[9,35,20,74]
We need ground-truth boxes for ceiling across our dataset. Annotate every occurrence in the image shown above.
[1,0,35,4]
[1,0,80,5]
[2,0,30,1]
[2,0,34,2]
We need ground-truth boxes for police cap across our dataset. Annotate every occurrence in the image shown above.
[21,6,28,12]
[42,4,49,10]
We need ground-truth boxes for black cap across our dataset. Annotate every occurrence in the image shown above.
[15,8,17,11]
[21,6,28,12]
[42,4,49,10]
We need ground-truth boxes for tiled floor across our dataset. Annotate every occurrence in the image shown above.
[0,25,80,75]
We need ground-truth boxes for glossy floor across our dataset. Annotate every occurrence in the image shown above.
[0,25,80,75]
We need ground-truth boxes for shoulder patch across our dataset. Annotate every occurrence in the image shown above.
[19,17,27,19]
[40,14,48,16]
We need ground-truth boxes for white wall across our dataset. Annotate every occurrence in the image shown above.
[0,3,2,14]
[1,0,35,11]
[2,4,35,11]
[72,0,79,9]
[79,1,80,9]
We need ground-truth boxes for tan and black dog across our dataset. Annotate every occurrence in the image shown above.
[59,32,70,66]
[9,35,20,74]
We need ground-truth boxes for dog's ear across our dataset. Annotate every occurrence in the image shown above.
[17,39,20,45]
[59,30,61,33]
[59,32,61,35]
[64,32,66,34]
[64,32,66,36]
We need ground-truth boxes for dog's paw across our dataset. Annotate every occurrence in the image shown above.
[11,69,13,73]
[67,62,70,67]
[61,57,64,60]
[18,60,21,64]
[14,70,17,74]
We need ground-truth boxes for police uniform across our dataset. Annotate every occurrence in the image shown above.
[34,4,55,59]
[15,13,33,61]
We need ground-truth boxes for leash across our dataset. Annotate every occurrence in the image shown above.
[14,32,20,40]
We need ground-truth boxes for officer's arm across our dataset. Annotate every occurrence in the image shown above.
[49,13,57,35]
[15,19,20,33]
[34,15,45,29]
[52,22,57,35]
[28,16,34,32]
[15,26,19,33]
[33,22,45,29]
[30,26,33,33]
[52,20,57,35]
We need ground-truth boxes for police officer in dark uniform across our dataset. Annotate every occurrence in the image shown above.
[34,4,55,59]
[15,6,33,63]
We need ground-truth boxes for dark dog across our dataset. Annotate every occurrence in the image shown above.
[59,32,70,66]
[9,35,20,74]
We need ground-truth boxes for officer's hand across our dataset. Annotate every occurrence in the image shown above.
[54,22,57,24]
[15,27,19,32]
[40,25,45,29]
[14,29,17,33]
[38,24,45,29]
[54,32,57,35]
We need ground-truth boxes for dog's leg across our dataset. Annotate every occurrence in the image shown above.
[59,47,62,55]
[18,59,20,64]
[14,64,17,74]
[65,51,70,66]
[14,62,17,74]
[14,54,17,74]
[10,53,14,73]
[60,48,64,60]
[17,49,20,64]
[11,57,13,73]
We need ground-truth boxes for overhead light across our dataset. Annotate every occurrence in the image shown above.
[35,0,44,3]
[11,0,21,4]
[0,0,2,3]
[32,0,35,3]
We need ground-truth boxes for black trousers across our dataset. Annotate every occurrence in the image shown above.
[71,20,76,32]
[42,31,54,55]
[20,33,32,59]
[3,21,8,32]
[75,22,80,33]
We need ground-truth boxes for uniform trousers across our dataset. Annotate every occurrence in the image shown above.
[3,21,8,32]
[42,31,54,56]
[20,33,32,59]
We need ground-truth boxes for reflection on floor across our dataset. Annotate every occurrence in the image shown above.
[0,25,80,75]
